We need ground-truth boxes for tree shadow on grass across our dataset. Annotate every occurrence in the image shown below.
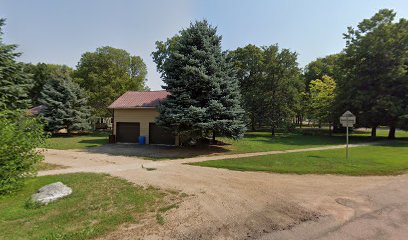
[307,155,326,159]
[85,143,231,160]
[242,132,346,146]
[78,138,109,145]
[371,140,408,147]
[239,130,408,151]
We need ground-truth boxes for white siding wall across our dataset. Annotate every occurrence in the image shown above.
[113,108,159,144]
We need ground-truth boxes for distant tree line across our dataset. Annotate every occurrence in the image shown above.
[0,8,407,144]
[227,44,303,135]
[302,9,408,139]
[151,9,407,143]
[187,9,406,140]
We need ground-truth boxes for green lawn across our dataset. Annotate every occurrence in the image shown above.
[0,173,165,240]
[192,141,408,176]
[219,132,344,154]
[43,132,109,150]
[218,128,408,154]
[41,128,408,160]
[352,128,408,138]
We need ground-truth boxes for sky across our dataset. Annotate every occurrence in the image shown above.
[1,0,408,90]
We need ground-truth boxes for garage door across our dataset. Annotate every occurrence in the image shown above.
[149,123,175,145]
[116,122,140,143]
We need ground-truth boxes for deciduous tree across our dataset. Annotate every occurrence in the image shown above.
[303,54,341,90]
[0,111,46,194]
[308,75,336,132]
[339,9,408,139]
[228,45,264,131]
[260,45,303,136]
[74,46,147,116]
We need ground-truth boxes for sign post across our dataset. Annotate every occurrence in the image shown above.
[340,111,356,161]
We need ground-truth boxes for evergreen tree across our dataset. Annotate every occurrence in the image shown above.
[0,19,32,111]
[23,63,74,105]
[152,20,246,143]
[39,74,90,133]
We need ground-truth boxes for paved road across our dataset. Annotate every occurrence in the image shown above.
[40,144,408,240]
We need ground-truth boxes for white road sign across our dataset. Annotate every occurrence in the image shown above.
[340,111,356,160]
[340,111,356,127]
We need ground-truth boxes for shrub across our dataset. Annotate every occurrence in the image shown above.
[0,111,47,194]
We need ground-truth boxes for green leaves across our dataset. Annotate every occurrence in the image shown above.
[338,9,408,137]
[308,75,336,124]
[74,46,147,116]
[0,112,46,194]
[229,44,303,134]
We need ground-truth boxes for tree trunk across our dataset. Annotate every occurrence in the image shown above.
[271,127,275,136]
[212,131,216,144]
[318,120,322,129]
[66,124,71,136]
[299,116,303,128]
[388,126,396,139]
[329,122,332,136]
[371,127,377,139]
[251,115,256,131]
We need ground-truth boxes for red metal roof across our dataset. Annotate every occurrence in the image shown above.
[108,90,169,109]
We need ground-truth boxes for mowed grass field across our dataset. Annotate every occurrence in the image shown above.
[43,132,109,150]
[218,128,408,154]
[192,140,408,176]
[0,173,165,240]
[42,128,408,161]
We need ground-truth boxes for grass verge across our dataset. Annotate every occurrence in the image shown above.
[218,129,408,155]
[43,132,109,150]
[191,141,408,176]
[37,162,67,171]
[0,173,165,240]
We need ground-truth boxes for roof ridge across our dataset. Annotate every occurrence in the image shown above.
[126,90,167,93]
[108,90,169,109]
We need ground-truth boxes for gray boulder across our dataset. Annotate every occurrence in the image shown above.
[31,182,72,205]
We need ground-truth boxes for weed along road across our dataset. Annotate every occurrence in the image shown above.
[40,147,408,239]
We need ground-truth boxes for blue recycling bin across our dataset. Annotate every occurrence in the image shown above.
[138,136,146,145]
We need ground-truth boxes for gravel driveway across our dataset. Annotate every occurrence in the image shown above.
[40,147,408,239]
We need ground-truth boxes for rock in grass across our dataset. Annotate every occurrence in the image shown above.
[31,182,72,204]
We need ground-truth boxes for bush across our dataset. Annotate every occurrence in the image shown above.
[0,111,47,194]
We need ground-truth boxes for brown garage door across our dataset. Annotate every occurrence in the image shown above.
[149,123,175,145]
[116,122,140,143]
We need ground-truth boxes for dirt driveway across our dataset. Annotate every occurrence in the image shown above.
[40,148,408,240]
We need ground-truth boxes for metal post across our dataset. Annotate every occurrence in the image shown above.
[346,126,349,160]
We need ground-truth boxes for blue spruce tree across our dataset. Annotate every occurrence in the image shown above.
[152,20,246,144]
[39,74,90,133]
